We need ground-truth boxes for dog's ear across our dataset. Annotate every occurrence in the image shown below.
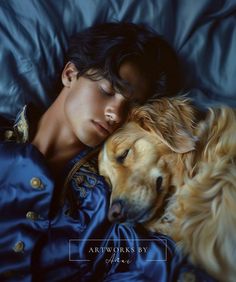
[129,97,197,154]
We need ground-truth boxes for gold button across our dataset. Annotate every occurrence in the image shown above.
[76,175,85,185]
[30,177,43,189]
[4,130,14,140]
[26,211,40,220]
[13,241,25,253]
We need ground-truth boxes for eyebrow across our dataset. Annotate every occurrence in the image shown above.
[115,82,135,98]
[100,75,136,100]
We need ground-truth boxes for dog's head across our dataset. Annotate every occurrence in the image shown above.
[98,97,197,224]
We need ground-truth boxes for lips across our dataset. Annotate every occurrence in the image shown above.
[93,121,110,135]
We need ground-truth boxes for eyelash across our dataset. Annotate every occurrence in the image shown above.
[99,86,139,105]
[116,149,130,164]
[99,87,113,97]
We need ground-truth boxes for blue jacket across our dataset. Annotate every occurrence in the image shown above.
[0,106,216,282]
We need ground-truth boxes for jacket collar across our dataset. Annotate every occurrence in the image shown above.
[13,104,42,143]
[13,105,29,142]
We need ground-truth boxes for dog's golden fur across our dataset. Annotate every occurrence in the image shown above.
[98,97,236,281]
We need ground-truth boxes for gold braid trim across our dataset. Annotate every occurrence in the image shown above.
[14,105,29,143]
[61,147,101,208]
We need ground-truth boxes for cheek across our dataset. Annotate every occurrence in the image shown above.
[64,89,83,120]
[65,79,100,114]
[64,99,83,136]
[64,89,100,127]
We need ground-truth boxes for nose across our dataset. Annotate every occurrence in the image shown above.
[105,96,127,125]
[108,200,126,222]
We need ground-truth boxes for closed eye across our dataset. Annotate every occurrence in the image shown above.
[99,86,113,97]
[116,149,130,164]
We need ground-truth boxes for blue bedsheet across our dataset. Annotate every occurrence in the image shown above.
[0,0,236,119]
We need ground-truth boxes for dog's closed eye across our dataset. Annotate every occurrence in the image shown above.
[116,149,130,164]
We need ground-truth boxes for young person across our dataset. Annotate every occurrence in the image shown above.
[0,22,213,281]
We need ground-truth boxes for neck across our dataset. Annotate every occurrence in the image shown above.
[31,90,86,173]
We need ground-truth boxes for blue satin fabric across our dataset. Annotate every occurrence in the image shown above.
[0,142,53,281]
[1,0,236,118]
[0,140,216,282]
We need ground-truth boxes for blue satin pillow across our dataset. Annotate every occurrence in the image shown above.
[0,0,236,119]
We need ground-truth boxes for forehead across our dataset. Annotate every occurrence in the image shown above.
[118,60,151,104]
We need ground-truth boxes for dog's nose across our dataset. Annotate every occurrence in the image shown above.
[108,200,126,222]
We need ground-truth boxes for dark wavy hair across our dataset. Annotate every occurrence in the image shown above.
[66,22,181,99]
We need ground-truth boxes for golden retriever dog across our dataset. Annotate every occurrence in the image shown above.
[98,97,236,282]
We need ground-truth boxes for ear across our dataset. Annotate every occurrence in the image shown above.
[155,125,197,154]
[61,62,78,87]
[129,97,197,154]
